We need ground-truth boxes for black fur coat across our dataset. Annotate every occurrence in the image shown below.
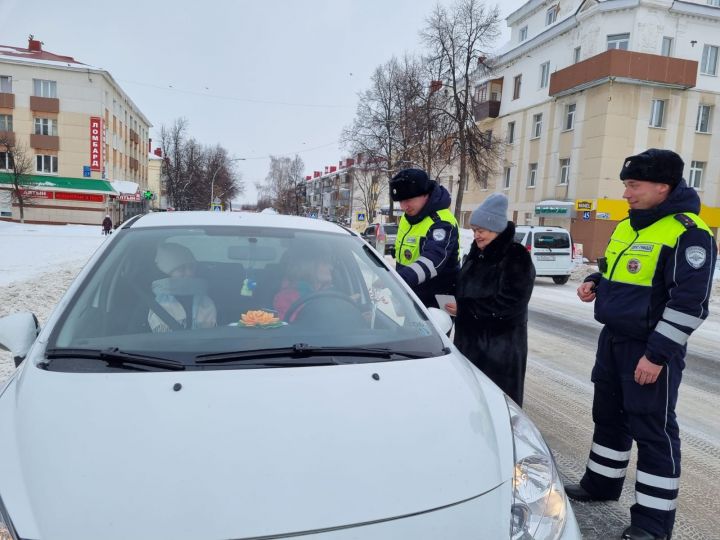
[453,222,535,406]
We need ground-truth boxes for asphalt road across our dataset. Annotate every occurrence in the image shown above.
[526,280,720,540]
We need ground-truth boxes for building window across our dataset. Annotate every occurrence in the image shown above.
[539,61,550,89]
[0,75,11,93]
[33,79,57,98]
[564,103,576,130]
[507,121,516,143]
[649,99,666,128]
[607,33,630,50]
[545,5,558,25]
[532,113,543,138]
[689,161,704,189]
[559,158,570,185]
[0,114,12,132]
[0,151,13,170]
[661,37,673,57]
[708,0,720,7]
[519,26,528,42]
[34,117,58,136]
[527,163,538,188]
[504,167,511,189]
[36,155,58,174]
[573,46,581,64]
[701,45,718,76]
[513,75,522,100]
[696,104,713,133]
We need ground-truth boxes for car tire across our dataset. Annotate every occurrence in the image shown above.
[552,275,570,285]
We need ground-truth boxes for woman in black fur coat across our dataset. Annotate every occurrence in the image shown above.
[445,194,535,406]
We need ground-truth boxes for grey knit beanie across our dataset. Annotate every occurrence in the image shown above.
[470,193,508,233]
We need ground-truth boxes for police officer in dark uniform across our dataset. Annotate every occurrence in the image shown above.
[389,168,460,308]
[565,149,717,540]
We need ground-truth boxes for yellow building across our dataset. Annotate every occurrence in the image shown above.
[0,38,151,225]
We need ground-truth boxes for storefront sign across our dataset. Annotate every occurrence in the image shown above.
[118,192,141,202]
[596,212,611,220]
[20,189,54,199]
[55,192,105,203]
[90,117,104,172]
[535,205,569,215]
[575,199,595,211]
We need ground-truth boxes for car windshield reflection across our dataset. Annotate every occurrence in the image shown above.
[47,225,443,370]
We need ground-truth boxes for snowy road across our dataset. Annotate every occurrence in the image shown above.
[526,279,720,540]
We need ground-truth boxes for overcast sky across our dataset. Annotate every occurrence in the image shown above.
[1,0,525,205]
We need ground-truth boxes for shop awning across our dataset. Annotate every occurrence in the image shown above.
[0,173,116,195]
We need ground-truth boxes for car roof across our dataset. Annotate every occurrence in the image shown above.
[126,211,353,235]
[515,225,569,232]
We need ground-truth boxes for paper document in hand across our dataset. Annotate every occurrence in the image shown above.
[435,294,456,311]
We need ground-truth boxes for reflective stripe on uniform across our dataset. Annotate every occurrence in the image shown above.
[636,470,680,490]
[417,256,438,279]
[408,262,427,284]
[662,307,704,330]
[591,442,631,462]
[587,459,627,478]
[655,321,689,345]
[636,492,678,511]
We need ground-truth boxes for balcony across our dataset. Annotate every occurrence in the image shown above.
[0,131,14,145]
[549,49,698,97]
[0,93,14,109]
[30,134,59,151]
[30,96,60,113]
[472,99,501,121]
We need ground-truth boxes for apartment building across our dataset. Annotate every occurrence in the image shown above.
[0,38,151,225]
[468,0,720,260]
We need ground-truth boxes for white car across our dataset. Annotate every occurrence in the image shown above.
[514,226,575,285]
[0,211,580,540]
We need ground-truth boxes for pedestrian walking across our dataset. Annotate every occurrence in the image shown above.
[102,215,112,235]
[443,193,535,406]
[564,149,717,540]
[390,168,460,308]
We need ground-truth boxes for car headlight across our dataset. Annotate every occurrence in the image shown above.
[507,397,567,540]
[0,494,19,540]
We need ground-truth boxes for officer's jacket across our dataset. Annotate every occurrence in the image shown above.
[394,183,460,291]
[589,181,717,366]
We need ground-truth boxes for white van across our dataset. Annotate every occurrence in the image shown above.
[514,226,575,284]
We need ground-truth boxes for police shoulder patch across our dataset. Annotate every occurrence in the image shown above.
[685,246,707,269]
[432,228,447,241]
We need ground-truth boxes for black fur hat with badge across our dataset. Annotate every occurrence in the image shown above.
[619,148,684,187]
[389,168,435,201]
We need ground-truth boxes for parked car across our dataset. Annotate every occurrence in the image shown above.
[361,222,398,256]
[514,225,575,284]
[0,211,580,540]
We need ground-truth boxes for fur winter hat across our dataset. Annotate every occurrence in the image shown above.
[390,168,434,201]
[155,243,196,275]
[619,148,684,187]
[470,193,508,233]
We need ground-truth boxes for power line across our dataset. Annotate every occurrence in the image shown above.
[118,79,354,109]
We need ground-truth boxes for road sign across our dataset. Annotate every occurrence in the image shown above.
[582,211,591,221]
[310,213,317,218]
[357,212,366,222]
[211,203,222,212]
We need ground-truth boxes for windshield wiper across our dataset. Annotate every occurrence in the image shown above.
[195,343,432,364]
[45,347,185,371]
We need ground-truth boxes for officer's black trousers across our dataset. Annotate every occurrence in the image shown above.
[579,327,682,537]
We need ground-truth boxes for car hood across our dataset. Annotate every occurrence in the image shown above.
[0,355,512,540]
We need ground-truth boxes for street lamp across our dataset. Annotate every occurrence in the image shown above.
[210,157,245,209]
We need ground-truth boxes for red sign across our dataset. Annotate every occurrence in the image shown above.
[55,192,105,203]
[118,192,141,202]
[90,116,103,172]
[20,189,54,199]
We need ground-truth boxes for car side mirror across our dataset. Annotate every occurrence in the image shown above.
[427,307,453,336]
[0,312,40,367]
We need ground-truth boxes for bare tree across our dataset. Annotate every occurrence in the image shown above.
[258,155,305,215]
[421,0,504,219]
[0,134,36,223]
[351,162,387,225]
[160,118,242,210]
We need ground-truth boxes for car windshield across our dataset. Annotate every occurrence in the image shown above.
[47,225,444,370]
